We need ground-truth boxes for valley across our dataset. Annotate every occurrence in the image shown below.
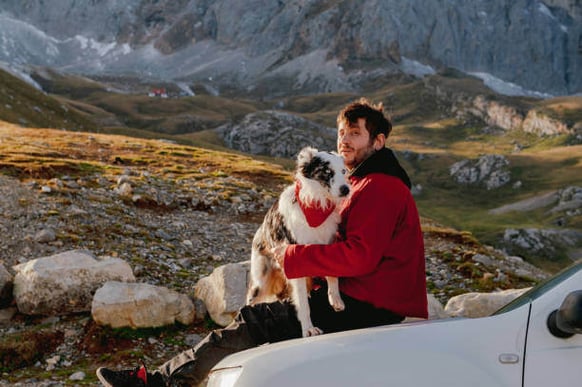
[2,66,580,272]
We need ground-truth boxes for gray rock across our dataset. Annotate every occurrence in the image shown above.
[91,281,196,328]
[464,96,574,136]
[445,288,531,318]
[523,110,572,136]
[184,333,203,348]
[217,111,336,158]
[552,186,582,215]
[12,250,135,315]
[503,228,582,261]
[115,182,133,196]
[450,154,511,190]
[194,261,251,327]
[69,371,86,381]
[472,254,494,267]
[34,228,57,243]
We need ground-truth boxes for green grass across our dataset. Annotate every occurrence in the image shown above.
[0,68,97,132]
[401,114,582,273]
[537,96,582,125]
[0,125,292,194]
[83,93,262,134]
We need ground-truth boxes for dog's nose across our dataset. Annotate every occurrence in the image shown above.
[339,185,350,197]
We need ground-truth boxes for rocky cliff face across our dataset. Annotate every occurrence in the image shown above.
[0,0,580,96]
[217,110,337,158]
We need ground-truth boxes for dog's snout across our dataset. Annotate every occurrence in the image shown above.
[339,185,350,197]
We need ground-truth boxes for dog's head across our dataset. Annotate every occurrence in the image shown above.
[295,147,350,203]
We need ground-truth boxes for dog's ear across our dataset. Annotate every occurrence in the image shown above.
[296,147,318,166]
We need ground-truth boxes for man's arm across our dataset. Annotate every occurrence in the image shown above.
[283,175,409,279]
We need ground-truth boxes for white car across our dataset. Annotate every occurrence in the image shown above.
[207,261,582,387]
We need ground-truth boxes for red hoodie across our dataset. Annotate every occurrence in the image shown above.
[284,148,428,319]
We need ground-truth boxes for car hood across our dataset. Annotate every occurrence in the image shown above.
[209,313,530,387]
[214,318,452,368]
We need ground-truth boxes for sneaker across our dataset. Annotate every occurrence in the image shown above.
[96,364,149,387]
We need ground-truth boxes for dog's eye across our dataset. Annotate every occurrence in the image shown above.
[341,169,346,175]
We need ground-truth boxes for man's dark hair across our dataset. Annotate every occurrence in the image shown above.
[337,98,392,140]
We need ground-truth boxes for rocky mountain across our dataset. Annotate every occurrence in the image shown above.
[217,110,337,157]
[0,0,580,97]
[0,2,581,384]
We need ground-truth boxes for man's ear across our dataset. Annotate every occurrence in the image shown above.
[373,134,386,150]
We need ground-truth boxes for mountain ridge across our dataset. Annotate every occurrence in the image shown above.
[0,0,580,96]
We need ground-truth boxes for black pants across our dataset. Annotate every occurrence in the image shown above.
[151,286,404,386]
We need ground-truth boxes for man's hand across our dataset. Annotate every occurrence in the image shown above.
[271,243,288,268]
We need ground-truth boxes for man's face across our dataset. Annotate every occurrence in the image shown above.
[337,117,377,170]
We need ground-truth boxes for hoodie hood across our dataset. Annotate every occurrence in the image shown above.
[349,147,411,189]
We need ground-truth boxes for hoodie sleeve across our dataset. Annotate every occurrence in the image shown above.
[284,174,409,279]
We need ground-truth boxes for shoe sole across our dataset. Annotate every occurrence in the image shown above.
[96,367,114,387]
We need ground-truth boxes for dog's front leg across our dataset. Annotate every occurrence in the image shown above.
[290,278,323,337]
[326,276,345,312]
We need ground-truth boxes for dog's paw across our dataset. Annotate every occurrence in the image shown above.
[305,327,324,337]
[328,294,345,312]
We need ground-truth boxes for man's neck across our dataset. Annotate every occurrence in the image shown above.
[347,150,378,176]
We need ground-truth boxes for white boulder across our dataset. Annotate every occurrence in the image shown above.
[195,261,250,326]
[445,288,531,318]
[12,250,135,315]
[92,281,195,328]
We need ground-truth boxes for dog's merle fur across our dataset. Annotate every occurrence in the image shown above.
[247,147,350,337]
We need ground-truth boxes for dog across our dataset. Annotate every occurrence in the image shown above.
[247,146,351,337]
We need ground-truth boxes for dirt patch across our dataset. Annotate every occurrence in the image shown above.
[0,329,64,372]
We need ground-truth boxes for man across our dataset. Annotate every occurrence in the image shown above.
[97,98,428,387]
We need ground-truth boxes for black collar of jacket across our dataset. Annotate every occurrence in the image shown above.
[348,147,411,189]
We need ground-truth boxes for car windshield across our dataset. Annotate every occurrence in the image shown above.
[493,260,582,315]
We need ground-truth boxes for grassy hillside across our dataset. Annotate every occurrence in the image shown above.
[2,67,581,272]
[0,68,97,132]
[279,75,582,265]
[31,69,265,135]
[0,122,291,191]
